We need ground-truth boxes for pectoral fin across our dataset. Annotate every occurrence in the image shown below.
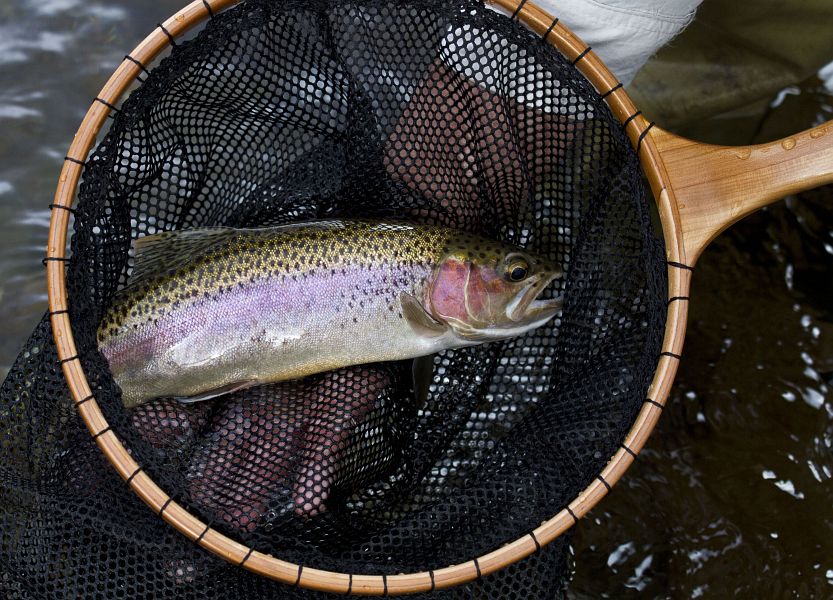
[400,293,447,338]
[174,380,257,404]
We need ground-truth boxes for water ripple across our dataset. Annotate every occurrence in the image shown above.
[0,29,73,65]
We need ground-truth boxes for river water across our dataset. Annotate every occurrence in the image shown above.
[569,77,833,597]
[0,2,830,597]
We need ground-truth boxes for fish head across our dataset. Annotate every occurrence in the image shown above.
[426,238,563,342]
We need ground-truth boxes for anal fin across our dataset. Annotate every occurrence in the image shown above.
[174,380,258,404]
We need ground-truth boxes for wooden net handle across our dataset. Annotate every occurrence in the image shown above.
[652,122,833,265]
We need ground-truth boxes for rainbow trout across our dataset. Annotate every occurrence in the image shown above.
[98,220,562,408]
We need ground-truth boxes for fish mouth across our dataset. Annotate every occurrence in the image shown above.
[448,268,563,343]
[507,270,563,324]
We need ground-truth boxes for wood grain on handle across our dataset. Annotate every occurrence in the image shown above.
[652,121,833,265]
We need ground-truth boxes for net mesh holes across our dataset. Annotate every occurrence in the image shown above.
[4,0,667,597]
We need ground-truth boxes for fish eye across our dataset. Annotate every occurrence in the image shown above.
[504,257,530,282]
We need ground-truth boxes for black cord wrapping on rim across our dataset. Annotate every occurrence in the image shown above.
[238,547,255,567]
[63,156,86,167]
[529,531,541,551]
[601,82,623,99]
[75,394,95,407]
[123,54,149,83]
[92,426,112,440]
[94,97,121,113]
[542,17,559,42]
[194,524,211,545]
[124,54,150,74]
[42,257,70,266]
[661,351,682,360]
[636,122,656,154]
[622,110,642,130]
[620,443,637,459]
[645,398,664,410]
[158,497,175,517]
[565,506,579,524]
[510,0,529,20]
[474,558,482,579]
[48,203,76,215]
[667,296,690,305]
[157,23,177,46]
[571,46,591,66]
[202,0,215,18]
[382,574,388,597]
[667,260,694,271]
[294,565,303,587]
[58,355,79,365]
[596,474,612,492]
[345,574,352,596]
[48,309,69,316]
[126,466,143,485]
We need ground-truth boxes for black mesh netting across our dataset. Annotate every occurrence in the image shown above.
[0,0,667,597]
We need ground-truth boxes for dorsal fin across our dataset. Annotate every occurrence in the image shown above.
[128,227,237,287]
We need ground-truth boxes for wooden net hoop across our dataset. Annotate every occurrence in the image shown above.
[45,0,688,594]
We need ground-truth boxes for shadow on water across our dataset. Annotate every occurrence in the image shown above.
[0,1,831,597]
